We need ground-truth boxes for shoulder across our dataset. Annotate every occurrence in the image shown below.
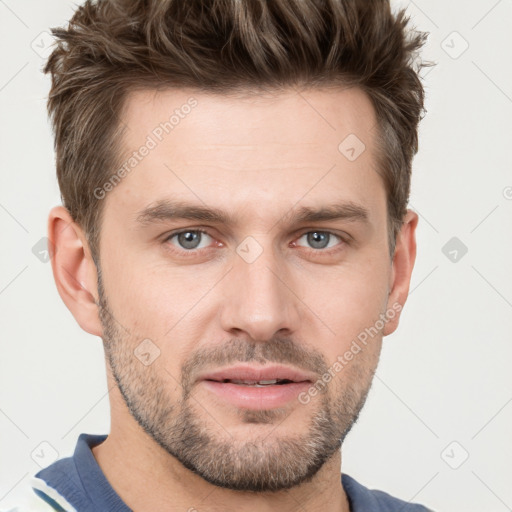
[342,473,435,512]
[1,476,77,512]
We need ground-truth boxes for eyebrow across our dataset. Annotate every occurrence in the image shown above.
[135,198,370,228]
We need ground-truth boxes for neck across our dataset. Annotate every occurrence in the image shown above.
[93,434,350,512]
[92,387,351,512]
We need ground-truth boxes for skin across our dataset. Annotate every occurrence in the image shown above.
[48,87,418,512]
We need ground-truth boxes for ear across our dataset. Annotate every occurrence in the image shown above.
[48,206,103,337]
[383,209,419,336]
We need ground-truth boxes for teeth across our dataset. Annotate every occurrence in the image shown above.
[230,379,279,386]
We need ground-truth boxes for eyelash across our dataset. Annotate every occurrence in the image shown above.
[162,228,349,259]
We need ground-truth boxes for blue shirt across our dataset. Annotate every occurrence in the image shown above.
[6,433,434,511]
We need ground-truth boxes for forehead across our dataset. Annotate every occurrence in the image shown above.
[121,86,378,152]
[110,86,385,227]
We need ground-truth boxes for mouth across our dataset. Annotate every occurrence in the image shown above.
[197,365,314,410]
[205,378,300,387]
[198,363,315,385]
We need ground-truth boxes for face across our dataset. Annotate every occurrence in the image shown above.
[95,87,396,492]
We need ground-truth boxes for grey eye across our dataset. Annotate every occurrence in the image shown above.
[170,230,212,250]
[297,231,340,250]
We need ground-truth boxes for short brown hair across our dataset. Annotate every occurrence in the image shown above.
[45,0,431,262]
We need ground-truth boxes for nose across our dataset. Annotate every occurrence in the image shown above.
[219,240,302,342]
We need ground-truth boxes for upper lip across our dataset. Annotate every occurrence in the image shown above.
[197,364,315,383]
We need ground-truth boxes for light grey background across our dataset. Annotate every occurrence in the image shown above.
[1,1,511,511]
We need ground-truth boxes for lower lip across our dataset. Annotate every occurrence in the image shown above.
[200,380,312,410]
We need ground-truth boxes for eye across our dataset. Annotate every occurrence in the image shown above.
[165,229,214,251]
[294,231,344,252]
[163,228,347,258]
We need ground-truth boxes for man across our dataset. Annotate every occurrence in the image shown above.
[9,0,434,510]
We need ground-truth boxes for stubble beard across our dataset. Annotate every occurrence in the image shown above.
[97,273,376,492]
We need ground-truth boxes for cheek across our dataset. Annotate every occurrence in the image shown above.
[306,264,388,322]
[102,252,218,340]
[301,266,389,361]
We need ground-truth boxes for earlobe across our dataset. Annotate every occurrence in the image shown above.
[48,206,103,337]
[383,209,419,336]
